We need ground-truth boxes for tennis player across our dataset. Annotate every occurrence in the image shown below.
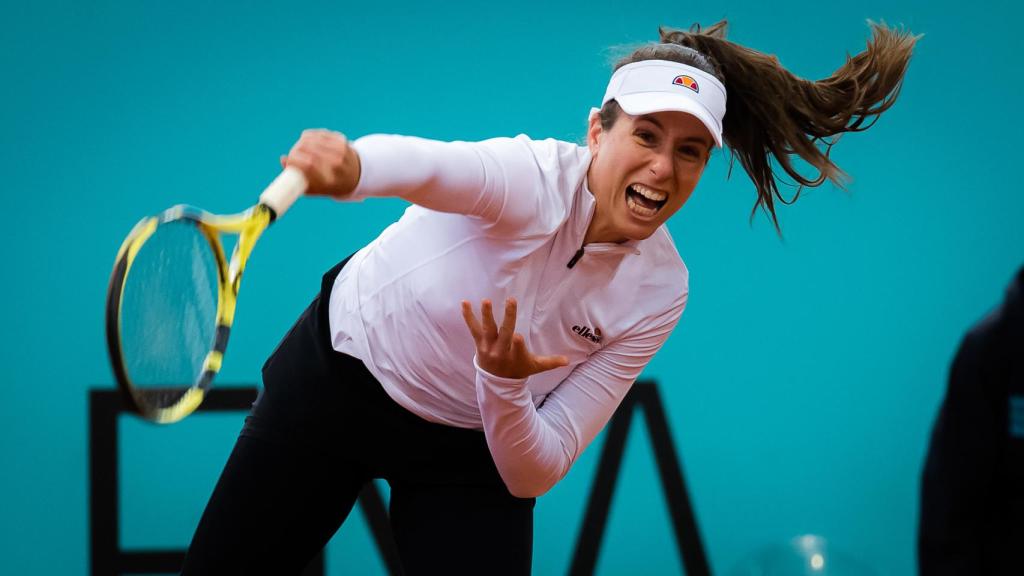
[182,21,917,575]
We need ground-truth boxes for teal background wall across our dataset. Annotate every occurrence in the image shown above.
[2,0,1021,573]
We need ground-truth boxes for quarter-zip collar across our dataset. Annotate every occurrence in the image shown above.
[567,157,642,268]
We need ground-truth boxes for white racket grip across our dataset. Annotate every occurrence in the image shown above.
[259,166,308,219]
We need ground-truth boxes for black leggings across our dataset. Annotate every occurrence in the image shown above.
[181,257,535,575]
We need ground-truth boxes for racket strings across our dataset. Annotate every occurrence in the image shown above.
[119,220,220,404]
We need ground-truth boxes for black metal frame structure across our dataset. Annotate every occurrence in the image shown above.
[89,381,708,575]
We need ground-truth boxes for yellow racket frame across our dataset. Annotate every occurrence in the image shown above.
[106,204,273,423]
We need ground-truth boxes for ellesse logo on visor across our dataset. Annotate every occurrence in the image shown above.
[672,75,699,93]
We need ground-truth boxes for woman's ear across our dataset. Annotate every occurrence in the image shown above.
[587,110,603,154]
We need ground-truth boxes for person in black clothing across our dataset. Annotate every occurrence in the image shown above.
[919,266,1024,574]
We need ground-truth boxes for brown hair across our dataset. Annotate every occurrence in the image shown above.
[600,20,920,234]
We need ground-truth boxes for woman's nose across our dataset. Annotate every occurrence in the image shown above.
[648,150,674,182]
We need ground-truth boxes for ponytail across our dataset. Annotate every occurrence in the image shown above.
[611,20,920,233]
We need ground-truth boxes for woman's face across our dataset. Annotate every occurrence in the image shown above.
[585,108,713,244]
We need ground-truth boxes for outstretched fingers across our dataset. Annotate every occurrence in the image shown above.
[480,299,498,339]
[512,333,569,372]
[534,355,570,371]
[462,297,567,378]
[495,297,517,350]
[462,298,506,346]
[461,300,483,343]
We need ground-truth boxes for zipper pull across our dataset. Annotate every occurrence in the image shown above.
[566,246,585,269]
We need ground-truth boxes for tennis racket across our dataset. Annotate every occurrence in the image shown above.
[105,167,307,423]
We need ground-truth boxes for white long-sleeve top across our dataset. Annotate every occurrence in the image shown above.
[328,133,688,498]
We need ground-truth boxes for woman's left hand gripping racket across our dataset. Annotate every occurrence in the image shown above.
[105,167,307,423]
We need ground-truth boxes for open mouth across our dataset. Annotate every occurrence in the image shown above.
[625,184,668,218]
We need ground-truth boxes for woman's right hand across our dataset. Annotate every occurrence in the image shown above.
[279,129,362,199]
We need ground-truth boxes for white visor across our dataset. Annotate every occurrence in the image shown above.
[601,60,726,148]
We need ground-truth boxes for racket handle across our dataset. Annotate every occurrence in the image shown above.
[259,166,308,220]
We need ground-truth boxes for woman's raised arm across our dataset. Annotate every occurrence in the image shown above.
[281,129,560,236]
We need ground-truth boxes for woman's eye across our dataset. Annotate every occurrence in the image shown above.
[678,146,700,159]
[635,131,656,144]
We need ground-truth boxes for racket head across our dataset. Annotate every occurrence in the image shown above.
[105,205,231,423]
